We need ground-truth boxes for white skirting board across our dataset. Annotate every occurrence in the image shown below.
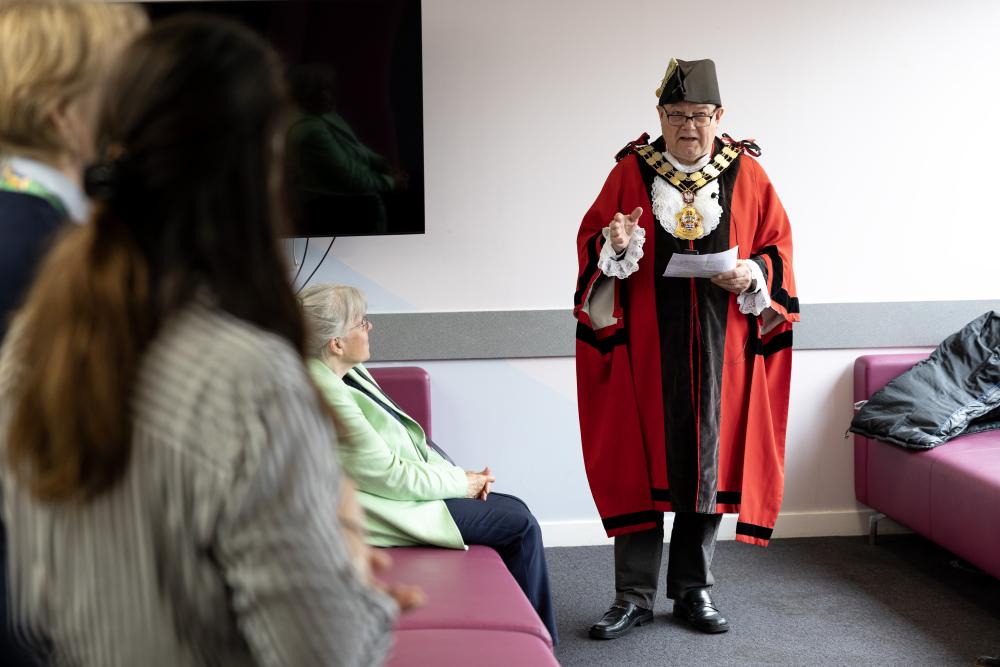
[540,509,911,548]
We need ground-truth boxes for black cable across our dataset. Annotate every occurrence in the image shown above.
[291,237,309,287]
[296,236,336,294]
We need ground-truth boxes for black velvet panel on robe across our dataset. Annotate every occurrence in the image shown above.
[638,137,743,513]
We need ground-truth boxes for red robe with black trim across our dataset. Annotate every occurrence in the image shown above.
[574,135,799,547]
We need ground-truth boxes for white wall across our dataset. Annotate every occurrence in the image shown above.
[306,0,1000,311]
[300,0,1000,543]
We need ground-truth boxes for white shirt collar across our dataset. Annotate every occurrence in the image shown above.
[6,156,90,224]
[662,149,712,173]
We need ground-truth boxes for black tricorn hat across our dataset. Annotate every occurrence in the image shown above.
[656,58,721,106]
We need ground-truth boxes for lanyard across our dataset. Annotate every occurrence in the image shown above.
[0,164,66,214]
[343,370,456,465]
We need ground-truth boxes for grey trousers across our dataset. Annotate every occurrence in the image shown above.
[614,512,723,609]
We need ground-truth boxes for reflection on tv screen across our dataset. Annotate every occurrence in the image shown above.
[145,0,424,237]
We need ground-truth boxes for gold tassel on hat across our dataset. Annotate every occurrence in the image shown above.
[655,57,679,99]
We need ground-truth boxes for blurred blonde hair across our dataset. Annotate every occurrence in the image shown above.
[0,0,147,159]
[298,284,367,359]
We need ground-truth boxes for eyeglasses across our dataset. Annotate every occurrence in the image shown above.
[662,110,717,128]
[351,316,372,332]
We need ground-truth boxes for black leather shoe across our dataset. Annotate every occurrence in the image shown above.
[672,589,730,633]
[589,600,654,640]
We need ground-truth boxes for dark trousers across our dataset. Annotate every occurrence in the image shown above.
[445,492,558,644]
[614,512,723,609]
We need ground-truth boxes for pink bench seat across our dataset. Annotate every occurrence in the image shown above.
[369,367,555,666]
[380,546,551,646]
[386,629,559,667]
[854,354,1000,580]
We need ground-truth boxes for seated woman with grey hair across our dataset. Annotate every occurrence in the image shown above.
[300,283,557,643]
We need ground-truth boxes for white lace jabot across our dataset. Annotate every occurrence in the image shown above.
[651,150,721,241]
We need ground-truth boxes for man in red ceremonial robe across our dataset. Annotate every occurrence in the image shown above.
[575,58,799,640]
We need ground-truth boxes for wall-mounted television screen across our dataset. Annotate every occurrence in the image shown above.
[144,0,424,237]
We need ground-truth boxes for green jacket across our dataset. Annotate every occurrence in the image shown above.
[309,360,467,549]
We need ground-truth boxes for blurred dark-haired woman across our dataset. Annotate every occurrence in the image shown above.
[0,15,395,666]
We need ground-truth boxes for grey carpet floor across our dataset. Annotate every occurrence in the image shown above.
[546,535,1000,666]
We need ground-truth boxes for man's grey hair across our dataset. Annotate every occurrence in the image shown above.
[298,283,367,359]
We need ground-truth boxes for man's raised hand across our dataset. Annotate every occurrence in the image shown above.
[609,207,642,253]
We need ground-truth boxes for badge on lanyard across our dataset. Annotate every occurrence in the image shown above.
[0,164,65,212]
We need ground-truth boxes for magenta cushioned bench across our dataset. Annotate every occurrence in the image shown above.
[854,353,1000,580]
[368,367,557,667]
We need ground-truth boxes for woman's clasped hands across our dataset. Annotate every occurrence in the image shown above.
[465,467,495,500]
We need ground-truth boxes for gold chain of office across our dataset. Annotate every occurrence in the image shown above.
[634,143,743,194]
[634,143,743,240]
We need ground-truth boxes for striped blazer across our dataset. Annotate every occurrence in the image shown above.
[0,302,396,666]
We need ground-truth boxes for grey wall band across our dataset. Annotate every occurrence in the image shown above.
[367,300,1000,362]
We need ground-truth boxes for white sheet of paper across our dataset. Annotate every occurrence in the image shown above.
[662,246,738,279]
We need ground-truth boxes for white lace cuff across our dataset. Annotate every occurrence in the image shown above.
[737,259,771,316]
[597,226,646,279]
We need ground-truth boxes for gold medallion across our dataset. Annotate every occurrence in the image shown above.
[675,206,703,240]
